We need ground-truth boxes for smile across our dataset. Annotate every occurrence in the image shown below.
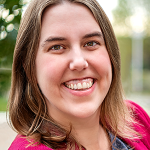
[64,78,94,90]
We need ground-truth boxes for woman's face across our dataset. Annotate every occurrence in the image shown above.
[36,2,112,124]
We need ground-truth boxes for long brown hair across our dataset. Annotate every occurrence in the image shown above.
[8,0,139,149]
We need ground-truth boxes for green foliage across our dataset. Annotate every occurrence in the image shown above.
[143,70,150,92]
[0,0,24,97]
[0,0,6,5]
[0,71,11,97]
[112,0,133,26]
[113,0,150,93]
[0,30,17,68]
[0,0,22,67]
[0,96,7,111]
[117,36,150,93]
[117,36,132,92]
[143,37,150,69]
[112,0,150,35]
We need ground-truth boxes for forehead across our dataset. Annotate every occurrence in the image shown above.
[41,2,99,26]
[40,2,101,42]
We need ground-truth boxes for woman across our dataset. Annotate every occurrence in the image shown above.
[8,0,150,149]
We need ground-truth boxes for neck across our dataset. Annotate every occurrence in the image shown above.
[49,107,111,149]
[70,111,111,150]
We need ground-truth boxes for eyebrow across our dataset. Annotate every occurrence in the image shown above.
[83,31,104,39]
[41,31,104,48]
[41,37,67,47]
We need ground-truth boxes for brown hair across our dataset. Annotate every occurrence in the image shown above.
[8,0,139,149]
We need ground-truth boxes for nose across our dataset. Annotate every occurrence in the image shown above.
[69,49,88,71]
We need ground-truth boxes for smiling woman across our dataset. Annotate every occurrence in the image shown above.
[8,0,150,150]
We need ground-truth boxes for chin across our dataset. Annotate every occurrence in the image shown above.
[69,105,100,119]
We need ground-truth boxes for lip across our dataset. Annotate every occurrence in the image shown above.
[62,80,96,97]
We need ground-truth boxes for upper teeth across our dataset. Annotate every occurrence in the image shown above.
[65,80,93,90]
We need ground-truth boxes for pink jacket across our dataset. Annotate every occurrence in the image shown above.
[123,100,150,150]
[8,101,150,150]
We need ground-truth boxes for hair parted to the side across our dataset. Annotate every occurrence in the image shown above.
[8,0,140,149]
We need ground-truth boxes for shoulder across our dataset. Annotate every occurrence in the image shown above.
[126,100,150,124]
[8,135,53,150]
[124,100,150,150]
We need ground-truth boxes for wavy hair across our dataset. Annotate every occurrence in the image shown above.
[8,0,140,149]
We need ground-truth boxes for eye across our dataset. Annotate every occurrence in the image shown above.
[84,41,98,47]
[50,45,63,50]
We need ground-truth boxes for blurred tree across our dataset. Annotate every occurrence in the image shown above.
[112,0,132,27]
[112,0,150,35]
[0,0,23,68]
[144,37,150,69]
[0,0,28,97]
[113,0,150,92]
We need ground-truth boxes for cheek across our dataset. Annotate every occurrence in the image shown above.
[35,56,61,97]
[102,58,112,79]
[36,55,67,85]
[93,50,112,77]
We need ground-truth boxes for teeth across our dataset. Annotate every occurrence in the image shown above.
[71,84,73,89]
[87,83,90,88]
[82,82,87,88]
[74,84,77,89]
[89,81,92,87]
[77,83,82,89]
[65,79,94,90]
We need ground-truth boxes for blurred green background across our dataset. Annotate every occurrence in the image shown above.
[0,0,150,111]
[0,0,27,111]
